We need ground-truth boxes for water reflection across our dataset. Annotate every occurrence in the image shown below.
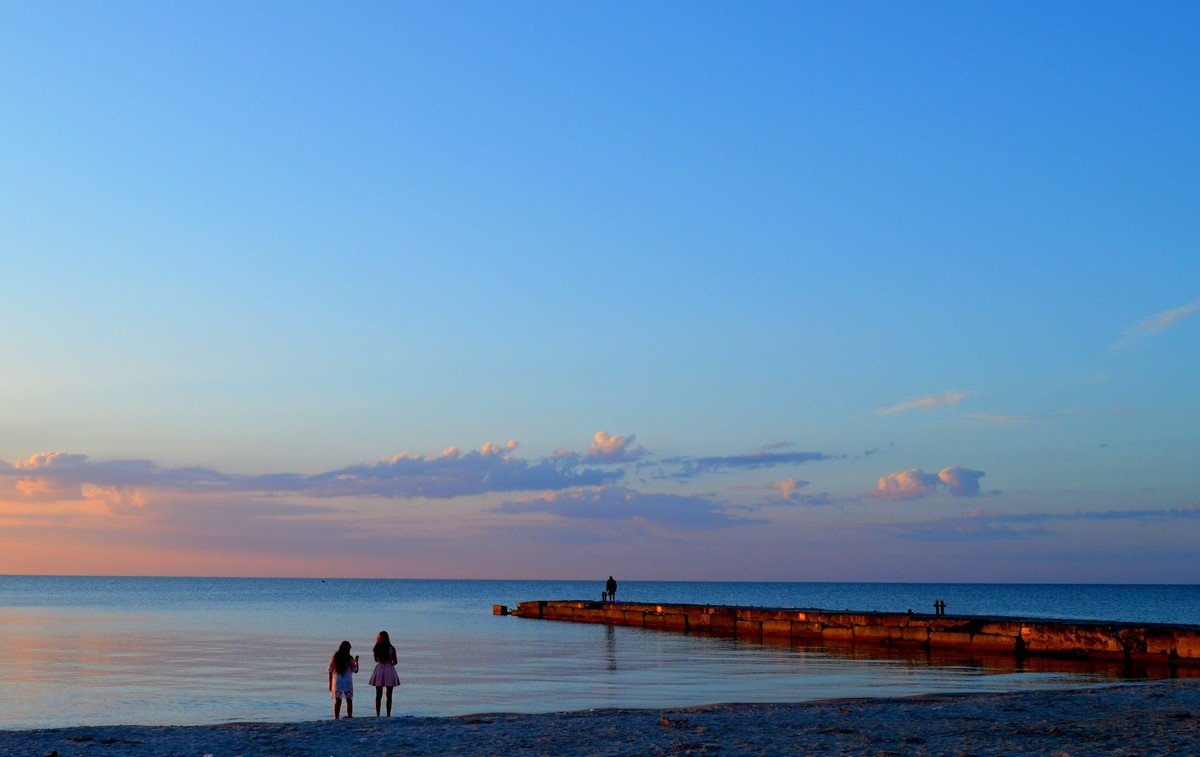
[605,625,617,672]
[0,605,1148,730]
[749,631,1200,682]
[4,577,1194,730]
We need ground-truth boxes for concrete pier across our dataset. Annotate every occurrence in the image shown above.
[512,600,1200,666]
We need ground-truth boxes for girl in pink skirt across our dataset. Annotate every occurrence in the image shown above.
[369,630,400,716]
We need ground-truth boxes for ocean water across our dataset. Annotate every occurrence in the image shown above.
[1,577,1197,730]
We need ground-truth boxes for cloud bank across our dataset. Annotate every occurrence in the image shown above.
[2,429,850,514]
[0,431,834,507]
[0,435,633,503]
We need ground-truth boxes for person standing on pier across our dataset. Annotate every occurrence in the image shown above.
[606,576,618,603]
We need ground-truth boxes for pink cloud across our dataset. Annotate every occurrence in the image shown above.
[551,431,647,465]
[588,431,643,460]
[872,466,986,500]
[769,478,808,499]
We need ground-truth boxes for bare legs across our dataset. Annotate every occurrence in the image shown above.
[333,697,342,720]
[375,685,394,716]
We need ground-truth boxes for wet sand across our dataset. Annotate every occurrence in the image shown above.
[3,680,1197,755]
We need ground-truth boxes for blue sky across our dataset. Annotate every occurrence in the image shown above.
[1,2,1197,580]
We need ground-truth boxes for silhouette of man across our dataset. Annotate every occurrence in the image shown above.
[605,575,617,603]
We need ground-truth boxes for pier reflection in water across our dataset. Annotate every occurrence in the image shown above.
[759,634,1200,683]
[605,624,617,672]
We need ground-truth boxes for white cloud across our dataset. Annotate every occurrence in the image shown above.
[1129,299,1200,333]
[1115,298,1200,348]
[876,391,971,416]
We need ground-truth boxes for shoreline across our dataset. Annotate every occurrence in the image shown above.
[4,680,1198,755]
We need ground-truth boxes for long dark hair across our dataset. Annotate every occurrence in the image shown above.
[332,640,353,675]
[373,631,396,663]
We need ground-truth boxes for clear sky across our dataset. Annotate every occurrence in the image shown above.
[2,2,1197,581]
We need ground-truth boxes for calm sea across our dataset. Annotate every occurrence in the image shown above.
[1,577,1197,729]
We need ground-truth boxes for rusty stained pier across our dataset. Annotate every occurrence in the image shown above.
[509,600,1200,666]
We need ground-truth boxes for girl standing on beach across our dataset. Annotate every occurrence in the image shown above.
[369,630,400,717]
[327,641,359,720]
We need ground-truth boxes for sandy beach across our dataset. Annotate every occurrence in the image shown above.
[3,680,1197,756]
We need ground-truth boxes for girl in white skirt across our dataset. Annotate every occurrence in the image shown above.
[327,640,359,719]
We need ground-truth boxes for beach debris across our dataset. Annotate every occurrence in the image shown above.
[658,715,690,729]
